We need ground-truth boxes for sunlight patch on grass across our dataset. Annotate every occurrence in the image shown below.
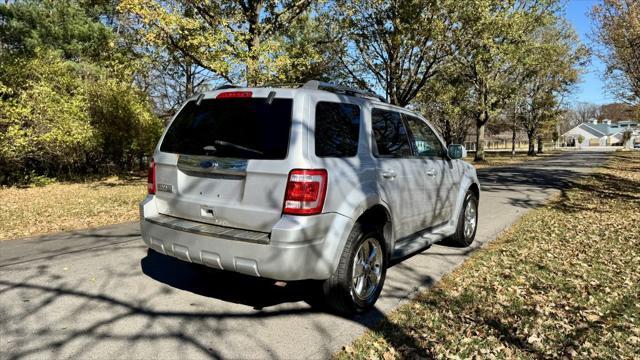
[0,176,146,240]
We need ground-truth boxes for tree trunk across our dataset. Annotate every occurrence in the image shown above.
[511,116,517,158]
[527,131,536,156]
[474,122,486,161]
[245,1,263,87]
[185,62,194,98]
[537,136,544,154]
[444,117,452,146]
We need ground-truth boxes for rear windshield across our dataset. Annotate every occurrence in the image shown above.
[160,98,293,159]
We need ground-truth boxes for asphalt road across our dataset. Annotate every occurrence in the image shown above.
[0,151,610,359]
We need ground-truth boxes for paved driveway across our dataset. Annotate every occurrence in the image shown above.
[0,151,610,359]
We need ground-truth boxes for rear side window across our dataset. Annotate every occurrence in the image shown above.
[160,98,292,159]
[315,102,361,157]
[371,109,413,157]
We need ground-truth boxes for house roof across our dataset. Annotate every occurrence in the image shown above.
[574,123,607,137]
[563,121,639,138]
[583,123,611,136]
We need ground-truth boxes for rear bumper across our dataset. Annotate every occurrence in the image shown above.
[139,196,353,281]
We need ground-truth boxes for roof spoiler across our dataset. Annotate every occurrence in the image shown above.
[205,81,387,103]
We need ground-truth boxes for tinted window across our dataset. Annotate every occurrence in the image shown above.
[315,102,361,157]
[404,115,444,157]
[371,109,413,157]
[160,98,292,159]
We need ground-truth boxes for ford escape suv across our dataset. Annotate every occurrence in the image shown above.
[140,80,480,314]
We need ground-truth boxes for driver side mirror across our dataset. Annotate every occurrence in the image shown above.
[447,144,466,160]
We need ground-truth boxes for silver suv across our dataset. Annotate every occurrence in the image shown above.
[140,81,480,313]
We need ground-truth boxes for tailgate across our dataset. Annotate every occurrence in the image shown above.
[153,94,295,233]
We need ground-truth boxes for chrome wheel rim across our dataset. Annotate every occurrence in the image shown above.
[351,238,383,301]
[464,197,477,239]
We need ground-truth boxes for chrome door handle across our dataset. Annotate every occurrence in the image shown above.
[426,169,437,177]
[381,170,397,179]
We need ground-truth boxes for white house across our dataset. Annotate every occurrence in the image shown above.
[562,119,639,147]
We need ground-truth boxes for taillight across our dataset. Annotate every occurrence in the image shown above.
[283,169,328,215]
[147,159,156,194]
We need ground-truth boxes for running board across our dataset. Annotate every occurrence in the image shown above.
[391,222,454,259]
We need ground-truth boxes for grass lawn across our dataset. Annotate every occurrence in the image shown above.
[339,152,640,359]
[0,176,146,240]
[468,151,559,169]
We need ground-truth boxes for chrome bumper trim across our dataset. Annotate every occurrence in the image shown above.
[145,214,270,244]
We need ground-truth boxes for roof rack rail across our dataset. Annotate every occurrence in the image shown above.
[302,80,387,103]
[214,84,240,90]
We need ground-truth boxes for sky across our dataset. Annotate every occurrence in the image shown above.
[563,0,616,105]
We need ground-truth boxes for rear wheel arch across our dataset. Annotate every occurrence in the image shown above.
[355,204,392,257]
[468,183,480,201]
[323,206,390,314]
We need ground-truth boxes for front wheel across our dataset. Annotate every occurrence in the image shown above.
[322,223,387,315]
[448,190,478,247]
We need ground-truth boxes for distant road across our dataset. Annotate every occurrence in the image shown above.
[0,151,610,359]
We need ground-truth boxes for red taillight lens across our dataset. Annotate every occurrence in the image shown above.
[147,159,156,194]
[283,169,328,215]
[216,91,253,99]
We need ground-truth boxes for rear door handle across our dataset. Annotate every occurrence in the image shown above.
[426,169,437,177]
[381,170,397,179]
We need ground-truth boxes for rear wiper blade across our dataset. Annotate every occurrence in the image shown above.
[213,140,264,155]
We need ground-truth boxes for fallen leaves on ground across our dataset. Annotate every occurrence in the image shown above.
[0,176,146,240]
[338,152,640,360]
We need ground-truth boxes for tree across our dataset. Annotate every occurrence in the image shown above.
[0,0,115,62]
[118,0,330,86]
[0,0,161,183]
[452,0,560,161]
[575,102,601,123]
[599,102,636,121]
[621,129,633,148]
[333,0,454,106]
[517,20,587,156]
[415,64,473,145]
[591,0,640,105]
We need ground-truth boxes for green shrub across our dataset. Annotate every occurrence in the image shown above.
[0,50,161,185]
[86,78,162,170]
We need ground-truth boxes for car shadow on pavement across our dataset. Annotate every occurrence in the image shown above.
[140,247,432,357]
[141,248,325,310]
[141,247,437,311]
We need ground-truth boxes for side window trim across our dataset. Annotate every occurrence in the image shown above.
[401,113,420,157]
[401,115,418,157]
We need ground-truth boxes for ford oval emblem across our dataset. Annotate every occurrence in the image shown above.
[199,160,218,169]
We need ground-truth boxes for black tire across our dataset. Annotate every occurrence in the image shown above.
[448,190,478,247]
[322,223,387,315]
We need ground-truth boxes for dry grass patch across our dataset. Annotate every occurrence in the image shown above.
[339,152,640,359]
[0,176,146,240]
